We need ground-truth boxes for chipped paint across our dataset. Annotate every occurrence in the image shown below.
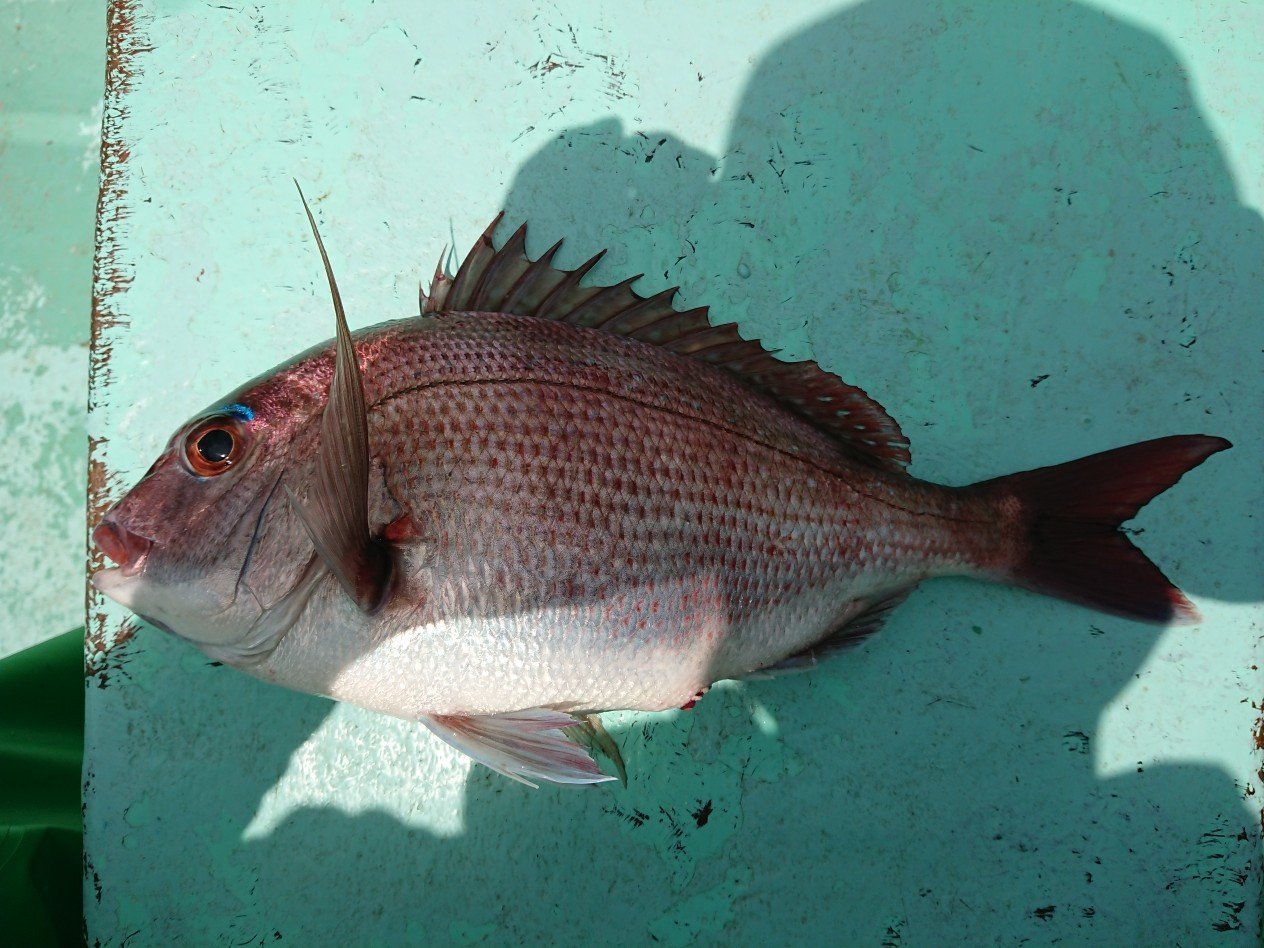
[0,276,87,656]
[0,0,103,658]
[84,0,151,935]
[86,0,152,665]
[1253,699,1264,846]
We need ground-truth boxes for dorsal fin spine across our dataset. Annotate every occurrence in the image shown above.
[725,351,785,374]
[501,238,563,313]
[423,250,450,312]
[594,287,679,334]
[562,275,643,327]
[447,212,503,309]
[667,323,745,355]
[693,339,766,364]
[630,307,711,344]
[468,220,526,310]
[429,217,912,472]
[530,250,606,319]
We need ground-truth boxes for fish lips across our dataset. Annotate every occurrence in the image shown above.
[92,520,152,578]
[90,520,156,611]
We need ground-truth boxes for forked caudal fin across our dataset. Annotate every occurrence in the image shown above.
[976,435,1231,624]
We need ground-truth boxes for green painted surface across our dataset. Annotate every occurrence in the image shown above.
[88,1,1261,943]
[0,0,103,659]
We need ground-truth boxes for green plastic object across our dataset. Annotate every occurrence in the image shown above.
[0,630,85,946]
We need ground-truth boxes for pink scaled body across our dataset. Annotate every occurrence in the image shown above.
[255,311,991,717]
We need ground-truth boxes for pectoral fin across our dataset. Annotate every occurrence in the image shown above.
[287,183,392,613]
[420,709,618,788]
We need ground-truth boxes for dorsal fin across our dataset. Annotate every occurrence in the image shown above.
[421,217,911,471]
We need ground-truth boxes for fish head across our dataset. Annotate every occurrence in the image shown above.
[91,376,328,653]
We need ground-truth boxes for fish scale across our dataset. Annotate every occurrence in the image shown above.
[252,313,983,719]
[90,200,1230,786]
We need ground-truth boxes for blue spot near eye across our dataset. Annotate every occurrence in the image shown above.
[222,403,255,421]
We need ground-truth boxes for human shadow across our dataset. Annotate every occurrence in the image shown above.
[463,0,1259,940]
[485,1,1263,941]
[210,0,1263,943]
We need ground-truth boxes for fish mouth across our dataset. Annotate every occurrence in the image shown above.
[92,520,153,578]
[90,520,152,612]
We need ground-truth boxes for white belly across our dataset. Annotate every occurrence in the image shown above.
[253,574,728,717]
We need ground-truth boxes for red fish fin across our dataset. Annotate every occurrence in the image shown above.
[747,589,914,679]
[977,435,1230,624]
[420,709,618,788]
[288,183,392,613]
[430,217,911,472]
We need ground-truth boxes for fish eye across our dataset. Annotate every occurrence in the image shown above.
[183,415,249,476]
[198,428,234,463]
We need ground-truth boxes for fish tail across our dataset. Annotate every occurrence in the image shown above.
[973,434,1230,624]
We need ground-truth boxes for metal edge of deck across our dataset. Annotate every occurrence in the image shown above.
[84,0,151,930]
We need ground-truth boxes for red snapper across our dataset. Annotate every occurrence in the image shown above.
[91,191,1230,786]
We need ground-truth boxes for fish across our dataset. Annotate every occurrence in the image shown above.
[91,187,1231,787]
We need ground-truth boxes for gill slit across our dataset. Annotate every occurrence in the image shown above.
[233,470,285,601]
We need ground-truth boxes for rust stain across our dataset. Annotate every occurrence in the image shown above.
[1253,697,1263,832]
[1254,699,1264,845]
[84,438,119,674]
[86,615,137,686]
[84,1,149,895]
[86,0,152,673]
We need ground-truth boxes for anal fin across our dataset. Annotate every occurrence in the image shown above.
[420,709,617,788]
[567,713,627,787]
[748,588,914,679]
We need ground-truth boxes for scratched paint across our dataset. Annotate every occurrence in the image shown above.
[86,0,1261,943]
[0,274,85,657]
[0,0,103,659]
